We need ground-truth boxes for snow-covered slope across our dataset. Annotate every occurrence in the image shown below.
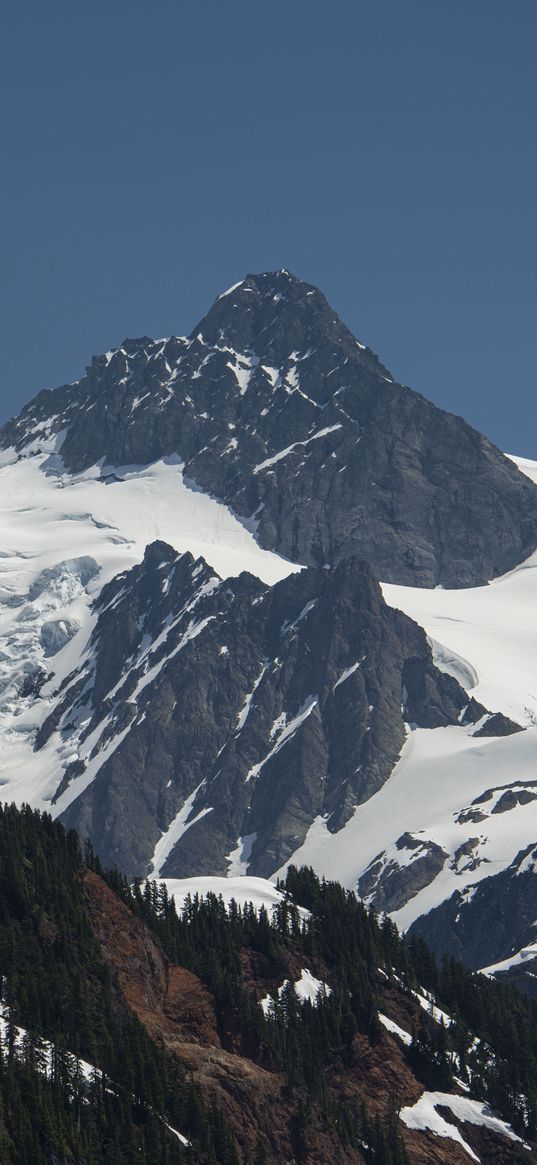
[381,456,537,728]
[0,435,297,810]
[159,875,292,916]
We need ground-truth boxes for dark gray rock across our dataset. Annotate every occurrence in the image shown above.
[358,835,448,913]
[454,782,537,828]
[408,844,537,992]
[50,541,486,879]
[492,788,537,813]
[473,712,525,737]
[450,838,483,875]
[459,697,488,726]
[455,808,489,825]
[3,271,537,588]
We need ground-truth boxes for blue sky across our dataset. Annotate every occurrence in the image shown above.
[1,1,535,454]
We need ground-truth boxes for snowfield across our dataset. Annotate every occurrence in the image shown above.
[276,722,537,930]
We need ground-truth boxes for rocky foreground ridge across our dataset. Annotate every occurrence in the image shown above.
[85,859,537,1165]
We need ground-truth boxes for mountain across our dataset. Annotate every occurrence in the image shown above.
[3,270,537,589]
[1,270,537,995]
[3,801,537,1165]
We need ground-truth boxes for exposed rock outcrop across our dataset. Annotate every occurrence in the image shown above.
[409,843,537,989]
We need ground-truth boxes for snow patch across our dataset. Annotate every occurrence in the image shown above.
[245,696,318,783]
[481,933,537,977]
[150,782,213,877]
[378,1013,412,1046]
[413,988,453,1027]
[226,833,258,877]
[261,968,331,1015]
[400,1090,527,1161]
[236,662,268,732]
[333,659,362,691]
[216,279,245,300]
[253,425,342,474]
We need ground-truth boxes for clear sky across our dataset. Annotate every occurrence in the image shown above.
[1,1,535,455]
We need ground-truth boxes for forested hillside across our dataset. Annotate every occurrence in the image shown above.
[1,803,537,1163]
[0,804,236,1164]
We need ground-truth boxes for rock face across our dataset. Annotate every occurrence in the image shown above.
[46,540,484,879]
[408,843,537,993]
[3,270,537,588]
[84,868,221,1048]
[358,835,449,914]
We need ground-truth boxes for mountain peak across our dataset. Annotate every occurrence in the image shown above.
[2,271,537,589]
[216,269,313,300]
[191,268,365,366]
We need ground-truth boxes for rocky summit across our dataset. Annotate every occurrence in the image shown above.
[3,270,537,588]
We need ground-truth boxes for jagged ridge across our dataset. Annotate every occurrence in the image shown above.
[38,539,499,879]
